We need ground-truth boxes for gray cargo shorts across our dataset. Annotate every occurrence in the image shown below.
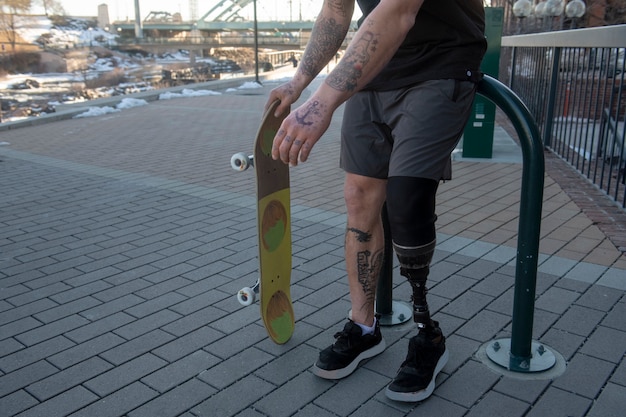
[339,79,477,181]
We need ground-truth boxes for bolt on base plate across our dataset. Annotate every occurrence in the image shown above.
[348,300,412,327]
[486,338,556,372]
[377,300,412,326]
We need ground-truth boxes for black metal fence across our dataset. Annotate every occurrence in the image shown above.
[502,26,626,209]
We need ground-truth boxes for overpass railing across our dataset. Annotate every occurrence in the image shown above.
[502,25,626,209]
[117,34,303,48]
[115,32,354,51]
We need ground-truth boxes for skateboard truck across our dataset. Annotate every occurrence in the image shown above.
[232,151,259,307]
[232,153,259,307]
[230,152,254,171]
[237,279,259,306]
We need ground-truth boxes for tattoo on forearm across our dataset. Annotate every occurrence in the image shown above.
[283,82,296,97]
[356,249,383,309]
[327,0,348,16]
[327,30,378,92]
[347,227,372,243]
[301,17,346,77]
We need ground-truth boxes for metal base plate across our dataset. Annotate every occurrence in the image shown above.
[486,338,556,372]
[348,300,412,327]
[377,300,412,326]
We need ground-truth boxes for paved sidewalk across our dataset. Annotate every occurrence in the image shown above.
[0,74,625,417]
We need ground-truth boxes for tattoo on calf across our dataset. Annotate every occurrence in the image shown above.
[356,249,383,309]
[347,227,372,243]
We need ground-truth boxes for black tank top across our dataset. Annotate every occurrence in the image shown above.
[356,0,487,90]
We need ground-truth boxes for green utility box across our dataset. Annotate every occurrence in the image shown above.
[462,7,504,158]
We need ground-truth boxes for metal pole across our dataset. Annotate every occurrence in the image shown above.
[510,47,518,91]
[376,203,393,315]
[478,75,557,372]
[133,0,143,39]
[374,205,412,326]
[544,47,561,148]
[254,0,260,84]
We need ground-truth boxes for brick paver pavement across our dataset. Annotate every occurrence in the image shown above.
[1,72,624,416]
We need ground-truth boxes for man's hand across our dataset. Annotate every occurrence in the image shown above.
[267,0,425,166]
[265,79,303,118]
[271,96,333,166]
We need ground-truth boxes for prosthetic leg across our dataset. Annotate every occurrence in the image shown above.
[393,241,436,331]
[386,177,439,333]
[386,238,448,403]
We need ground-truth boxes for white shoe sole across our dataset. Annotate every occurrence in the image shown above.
[385,348,449,402]
[311,338,387,380]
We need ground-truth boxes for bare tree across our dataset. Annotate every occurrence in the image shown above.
[0,0,32,52]
[40,0,64,17]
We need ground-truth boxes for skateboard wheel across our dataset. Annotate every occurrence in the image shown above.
[237,287,255,306]
[231,152,251,171]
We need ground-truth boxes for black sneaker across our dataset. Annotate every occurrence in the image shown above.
[385,324,448,402]
[312,318,386,380]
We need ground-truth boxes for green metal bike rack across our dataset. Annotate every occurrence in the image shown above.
[376,74,558,373]
[478,74,556,372]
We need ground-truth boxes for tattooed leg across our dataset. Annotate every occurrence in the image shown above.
[344,173,387,327]
[346,226,384,327]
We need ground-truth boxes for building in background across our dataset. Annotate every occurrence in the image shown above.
[97,3,109,28]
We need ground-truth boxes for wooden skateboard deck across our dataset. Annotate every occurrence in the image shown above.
[236,100,294,344]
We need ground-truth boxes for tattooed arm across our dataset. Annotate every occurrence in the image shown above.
[325,0,425,94]
[272,0,425,166]
[267,0,354,118]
